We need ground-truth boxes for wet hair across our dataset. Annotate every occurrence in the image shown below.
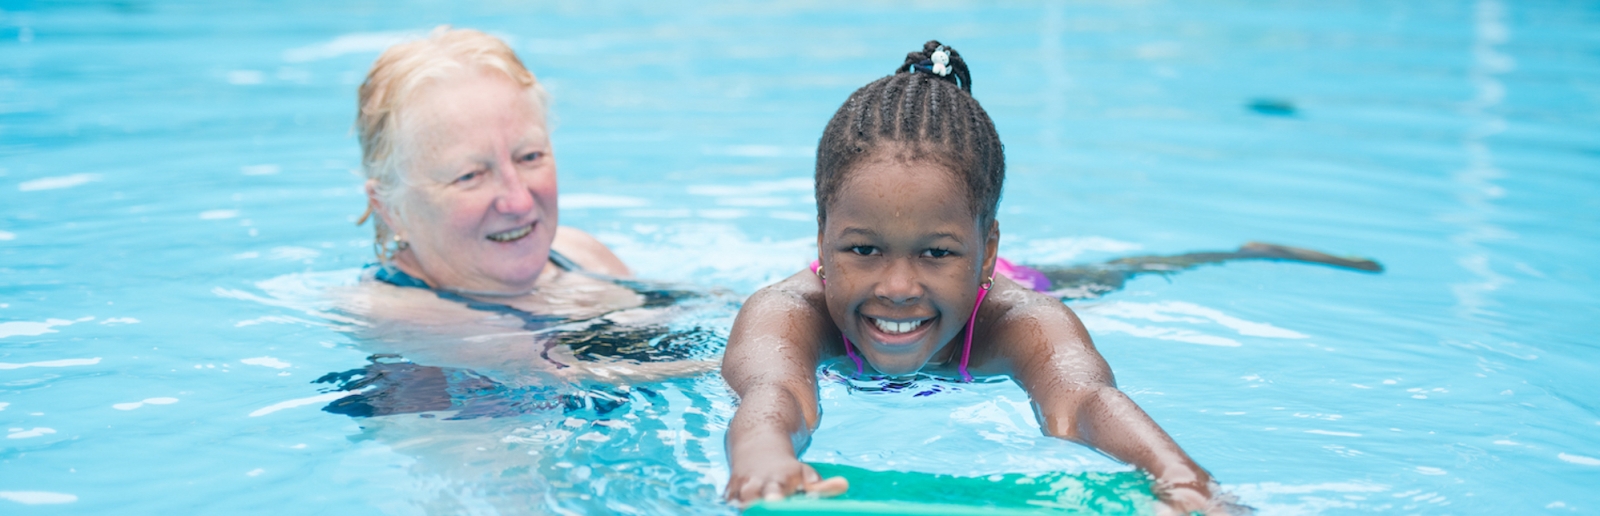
[355,26,548,259]
[815,40,1004,228]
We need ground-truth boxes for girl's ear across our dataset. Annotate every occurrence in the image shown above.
[982,219,1000,284]
[816,223,826,268]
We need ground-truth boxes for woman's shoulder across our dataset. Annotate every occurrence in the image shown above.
[552,226,632,278]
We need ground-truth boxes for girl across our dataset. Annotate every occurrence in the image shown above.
[722,41,1223,513]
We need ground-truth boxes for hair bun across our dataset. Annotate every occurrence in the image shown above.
[899,40,970,93]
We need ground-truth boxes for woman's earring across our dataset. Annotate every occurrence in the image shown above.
[393,234,410,251]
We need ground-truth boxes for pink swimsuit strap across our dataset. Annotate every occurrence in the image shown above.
[811,260,1014,382]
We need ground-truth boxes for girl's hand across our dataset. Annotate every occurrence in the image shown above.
[725,455,849,505]
[1154,481,1248,516]
[1154,485,1210,516]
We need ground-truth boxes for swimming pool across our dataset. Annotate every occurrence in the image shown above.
[3,0,1598,513]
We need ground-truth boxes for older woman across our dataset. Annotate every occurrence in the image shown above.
[358,27,628,294]
[327,28,723,406]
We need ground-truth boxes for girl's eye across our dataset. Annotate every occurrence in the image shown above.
[849,245,878,256]
[923,248,953,258]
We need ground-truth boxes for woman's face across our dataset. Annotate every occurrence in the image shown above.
[819,158,997,375]
[377,70,559,293]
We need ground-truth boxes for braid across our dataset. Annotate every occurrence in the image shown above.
[878,75,900,138]
[815,40,1004,228]
[900,74,922,139]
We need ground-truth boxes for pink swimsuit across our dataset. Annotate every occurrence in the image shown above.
[809,257,1048,382]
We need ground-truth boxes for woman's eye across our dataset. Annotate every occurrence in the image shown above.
[923,248,953,258]
[517,151,543,163]
[455,170,484,183]
[849,245,878,256]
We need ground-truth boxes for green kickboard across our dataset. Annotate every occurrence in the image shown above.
[745,463,1157,515]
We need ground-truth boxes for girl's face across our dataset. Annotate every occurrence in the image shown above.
[819,157,998,376]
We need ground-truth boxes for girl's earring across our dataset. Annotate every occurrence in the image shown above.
[816,266,826,280]
[981,275,994,290]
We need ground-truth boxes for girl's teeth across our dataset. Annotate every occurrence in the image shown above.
[873,318,923,334]
[487,224,533,242]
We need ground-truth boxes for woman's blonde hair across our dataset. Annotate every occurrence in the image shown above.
[355,26,548,260]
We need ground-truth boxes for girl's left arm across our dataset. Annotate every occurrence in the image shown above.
[995,293,1215,512]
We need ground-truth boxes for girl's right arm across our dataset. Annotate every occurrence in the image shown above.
[722,271,849,504]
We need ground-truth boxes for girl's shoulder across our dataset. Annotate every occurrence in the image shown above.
[743,268,828,315]
[984,276,1078,320]
[725,268,839,365]
[978,278,1096,357]
[968,279,1110,383]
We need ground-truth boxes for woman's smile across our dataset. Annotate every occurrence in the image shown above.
[486,222,536,243]
[374,68,562,293]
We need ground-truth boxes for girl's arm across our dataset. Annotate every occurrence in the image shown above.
[721,272,849,503]
[993,287,1215,512]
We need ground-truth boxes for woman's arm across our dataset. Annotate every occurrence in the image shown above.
[722,272,849,503]
[994,288,1215,512]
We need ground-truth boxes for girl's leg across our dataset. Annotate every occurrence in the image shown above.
[1031,242,1382,300]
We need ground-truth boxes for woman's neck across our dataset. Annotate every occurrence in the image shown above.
[389,249,558,298]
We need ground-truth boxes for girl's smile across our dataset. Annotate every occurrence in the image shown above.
[818,153,997,375]
[860,314,937,348]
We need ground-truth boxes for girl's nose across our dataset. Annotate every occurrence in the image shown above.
[875,259,924,304]
[493,161,535,215]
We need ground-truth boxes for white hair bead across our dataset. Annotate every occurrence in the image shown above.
[931,46,951,76]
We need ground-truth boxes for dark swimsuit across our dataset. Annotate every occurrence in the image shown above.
[319,251,727,420]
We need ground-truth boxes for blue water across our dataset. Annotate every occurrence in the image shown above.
[3,1,1599,513]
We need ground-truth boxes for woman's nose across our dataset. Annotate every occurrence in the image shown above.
[875,260,923,304]
[492,161,536,215]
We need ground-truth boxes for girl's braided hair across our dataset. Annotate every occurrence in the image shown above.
[815,40,1005,227]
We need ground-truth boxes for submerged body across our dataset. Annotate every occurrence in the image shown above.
[325,247,731,408]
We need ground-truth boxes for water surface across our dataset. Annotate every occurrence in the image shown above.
[2,1,1598,513]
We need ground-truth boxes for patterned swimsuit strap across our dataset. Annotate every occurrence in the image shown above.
[810,260,988,382]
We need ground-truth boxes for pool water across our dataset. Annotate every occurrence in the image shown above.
[3,0,1598,514]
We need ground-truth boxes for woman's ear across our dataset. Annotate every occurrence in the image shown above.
[365,179,400,237]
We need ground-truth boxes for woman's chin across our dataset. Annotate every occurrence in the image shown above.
[424,262,544,294]
[476,246,552,286]
[482,266,544,292]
